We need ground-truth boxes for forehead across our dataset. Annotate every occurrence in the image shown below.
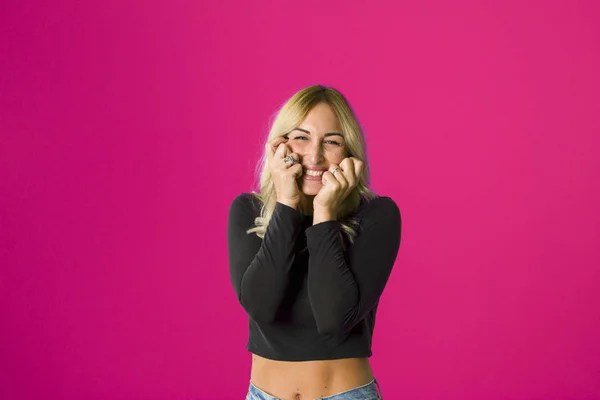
[298,103,341,132]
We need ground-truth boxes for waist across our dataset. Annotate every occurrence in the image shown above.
[247,318,374,361]
[250,354,373,399]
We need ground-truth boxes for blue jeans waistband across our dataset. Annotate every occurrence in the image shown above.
[246,378,383,399]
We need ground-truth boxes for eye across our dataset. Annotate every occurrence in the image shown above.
[324,140,342,146]
[293,135,309,141]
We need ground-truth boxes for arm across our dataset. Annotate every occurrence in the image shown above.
[305,197,401,335]
[227,194,303,323]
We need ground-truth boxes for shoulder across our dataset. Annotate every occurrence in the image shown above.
[359,195,400,214]
[356,195,401,228]
[229,192,263,218]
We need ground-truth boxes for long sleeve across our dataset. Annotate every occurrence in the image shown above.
[305,197,401,335]
[227,194,303,323]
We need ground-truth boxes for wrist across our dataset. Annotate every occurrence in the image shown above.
[277,198,298,210]
[312,206,336,224]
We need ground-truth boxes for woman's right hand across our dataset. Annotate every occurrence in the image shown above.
[266,136,303,209]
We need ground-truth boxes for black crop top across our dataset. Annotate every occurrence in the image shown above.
[227,193,401,361]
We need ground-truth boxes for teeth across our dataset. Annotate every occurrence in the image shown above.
[305,169,324,176]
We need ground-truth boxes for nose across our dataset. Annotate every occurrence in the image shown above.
[303,139,324,165]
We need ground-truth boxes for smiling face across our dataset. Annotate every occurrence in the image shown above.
[285,102,349,196]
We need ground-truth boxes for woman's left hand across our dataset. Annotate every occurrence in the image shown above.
[313,157,363,219]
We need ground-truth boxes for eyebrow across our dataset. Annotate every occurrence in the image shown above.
[292,128,344,138]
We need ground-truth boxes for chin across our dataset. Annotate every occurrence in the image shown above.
[300,179,322,196]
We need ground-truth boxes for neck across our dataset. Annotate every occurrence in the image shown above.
[299,194,314,216]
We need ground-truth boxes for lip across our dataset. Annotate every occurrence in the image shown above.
[303,166,327,171]
[303,166,327,181]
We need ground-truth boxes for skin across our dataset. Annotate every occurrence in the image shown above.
[253,103,372,399]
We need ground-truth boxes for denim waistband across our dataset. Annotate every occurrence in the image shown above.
[246,378,383,399]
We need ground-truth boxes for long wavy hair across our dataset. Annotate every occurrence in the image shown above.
[247,85,376,242]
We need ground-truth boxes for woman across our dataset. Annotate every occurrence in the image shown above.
[227,85,401,400]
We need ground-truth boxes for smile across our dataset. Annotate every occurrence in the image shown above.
[304,169,325,177]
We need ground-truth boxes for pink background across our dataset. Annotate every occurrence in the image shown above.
[1,1,600,399]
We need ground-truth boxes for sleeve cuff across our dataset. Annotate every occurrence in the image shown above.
[305,220,340,243]
[273,201,303,223]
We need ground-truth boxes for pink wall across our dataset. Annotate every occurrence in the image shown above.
[1,1,599,399]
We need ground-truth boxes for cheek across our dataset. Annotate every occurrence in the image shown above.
[325,148,347,164]
[286,141,305,154]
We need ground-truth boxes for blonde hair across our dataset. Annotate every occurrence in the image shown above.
[247,85,376,242]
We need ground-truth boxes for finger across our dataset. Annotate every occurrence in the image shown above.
[267,136,285,152]
[266,144,275,164]
[340,157,353,170]
[283,152,300,168]
[352,158,363,181]
[339,159,355,186]
[269,136,287,148]
[270,136,288,151]
[322,171,341,189]
[321,171,334,186]
[266,137,287,164]
[330,164,348,189]
[275,142,289,160]
[288,163,303,178]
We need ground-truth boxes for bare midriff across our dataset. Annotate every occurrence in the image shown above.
[250,354,373,400]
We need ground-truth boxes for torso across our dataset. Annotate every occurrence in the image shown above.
[250,354,373,399]
[229,194,399,399]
